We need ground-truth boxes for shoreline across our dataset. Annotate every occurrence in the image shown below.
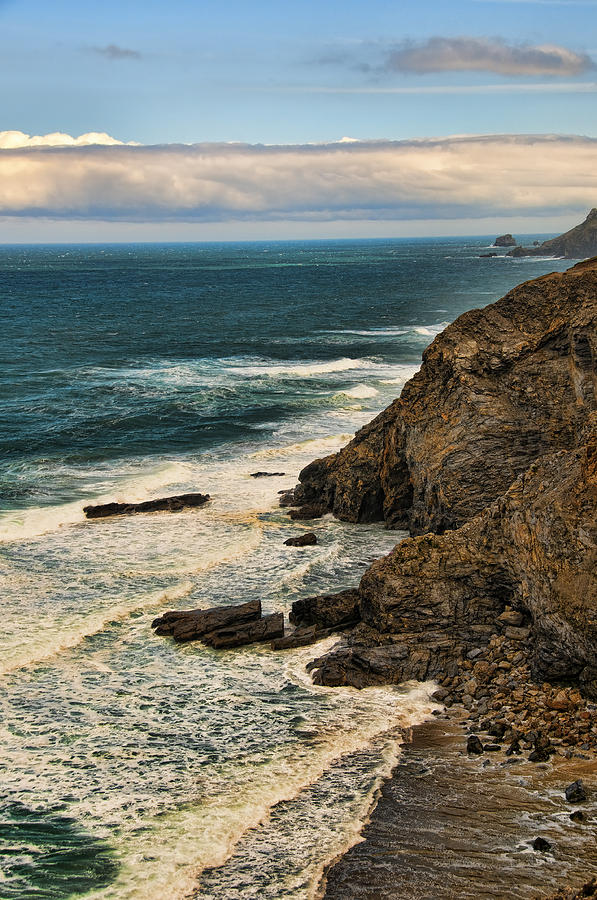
[319,714,597,899]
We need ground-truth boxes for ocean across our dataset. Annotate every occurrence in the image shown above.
[0,238,574,899]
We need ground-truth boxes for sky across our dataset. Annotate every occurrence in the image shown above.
[1,0,596,240]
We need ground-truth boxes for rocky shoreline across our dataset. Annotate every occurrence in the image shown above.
[319,718,597,900]
[285,258,597,896]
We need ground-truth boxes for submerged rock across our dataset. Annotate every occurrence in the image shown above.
[84,492,210,519]
[284,532,318,547]
[249,471,286,477]
[289,504,326,520]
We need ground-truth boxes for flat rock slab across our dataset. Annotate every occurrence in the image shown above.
[84,492,210,519]
[250,471,286,478]
[152,599,261,641]
[290,589,360,630]
[203,613,284,649]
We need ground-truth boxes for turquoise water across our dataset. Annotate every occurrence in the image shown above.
[0,239,573,898]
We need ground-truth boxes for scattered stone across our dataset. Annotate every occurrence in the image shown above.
[483,743,502,752]
[284,532,318,547]
[565,780,587,803]
[84,492,210,519]
[569,810,586,823]
[467,735,483,754]
[531,836,552,853]
[548,690,570,711]
[497,609,524,627]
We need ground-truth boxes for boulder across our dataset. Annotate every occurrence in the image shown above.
[84,492,210,519]
[467,734,483,754]
[203,613,284,649]
[565,780,587,803]
[152,599,261,641]
[284,532,318,547]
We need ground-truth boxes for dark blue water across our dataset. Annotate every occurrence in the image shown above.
[0,238,573,899]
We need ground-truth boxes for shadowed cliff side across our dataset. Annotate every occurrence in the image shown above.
[295,258,597,534]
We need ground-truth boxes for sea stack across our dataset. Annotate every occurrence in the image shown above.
[493,233,517,247]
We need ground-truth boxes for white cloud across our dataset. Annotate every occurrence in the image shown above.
[385,37,594,76]
[0,131,137,149]
[0,133,595,222]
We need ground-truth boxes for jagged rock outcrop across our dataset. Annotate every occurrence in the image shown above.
[508,209,597,259]
[493,233,517,247]
[307,428,597,695]
[295,258,597,534]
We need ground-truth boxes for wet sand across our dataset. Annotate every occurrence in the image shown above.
[320,716,597,900]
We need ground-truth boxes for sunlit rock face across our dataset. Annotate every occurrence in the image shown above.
[299,259,597,696]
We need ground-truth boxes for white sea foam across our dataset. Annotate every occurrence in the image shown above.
[0,460,194,543]
[78,666,437,900]
[338,384,379,399]
[0,580,194,676]
[228,358,371,378]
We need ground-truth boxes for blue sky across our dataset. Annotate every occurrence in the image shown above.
[1,0,596,239]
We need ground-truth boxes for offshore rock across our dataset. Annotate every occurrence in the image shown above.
[202,612,284,649]
[493,233,517,247]
[507,209,597,259]
[295,258,597,534]
[284,532,318,547]
[84,492,210,519]
[152,599,261,641]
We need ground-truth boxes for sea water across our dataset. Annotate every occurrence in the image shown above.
[0,239,573,899]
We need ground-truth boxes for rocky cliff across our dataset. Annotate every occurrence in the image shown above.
[507,209,597,259]
[295,258,597,534]
[293,259,597,700]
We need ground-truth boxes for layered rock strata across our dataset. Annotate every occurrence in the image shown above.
[294,259,597,700]
[295,259,596,534]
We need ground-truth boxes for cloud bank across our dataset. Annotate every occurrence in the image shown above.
[385,37,594,76]
[0,131,135,149]
[0,132,595,222]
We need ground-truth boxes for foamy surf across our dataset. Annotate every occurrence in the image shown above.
[78,674,436,900]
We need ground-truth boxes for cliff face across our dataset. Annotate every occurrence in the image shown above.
[296,259,597,535]
[508,208,597,259]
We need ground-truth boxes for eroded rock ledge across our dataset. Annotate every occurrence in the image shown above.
[293,259,597,703]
